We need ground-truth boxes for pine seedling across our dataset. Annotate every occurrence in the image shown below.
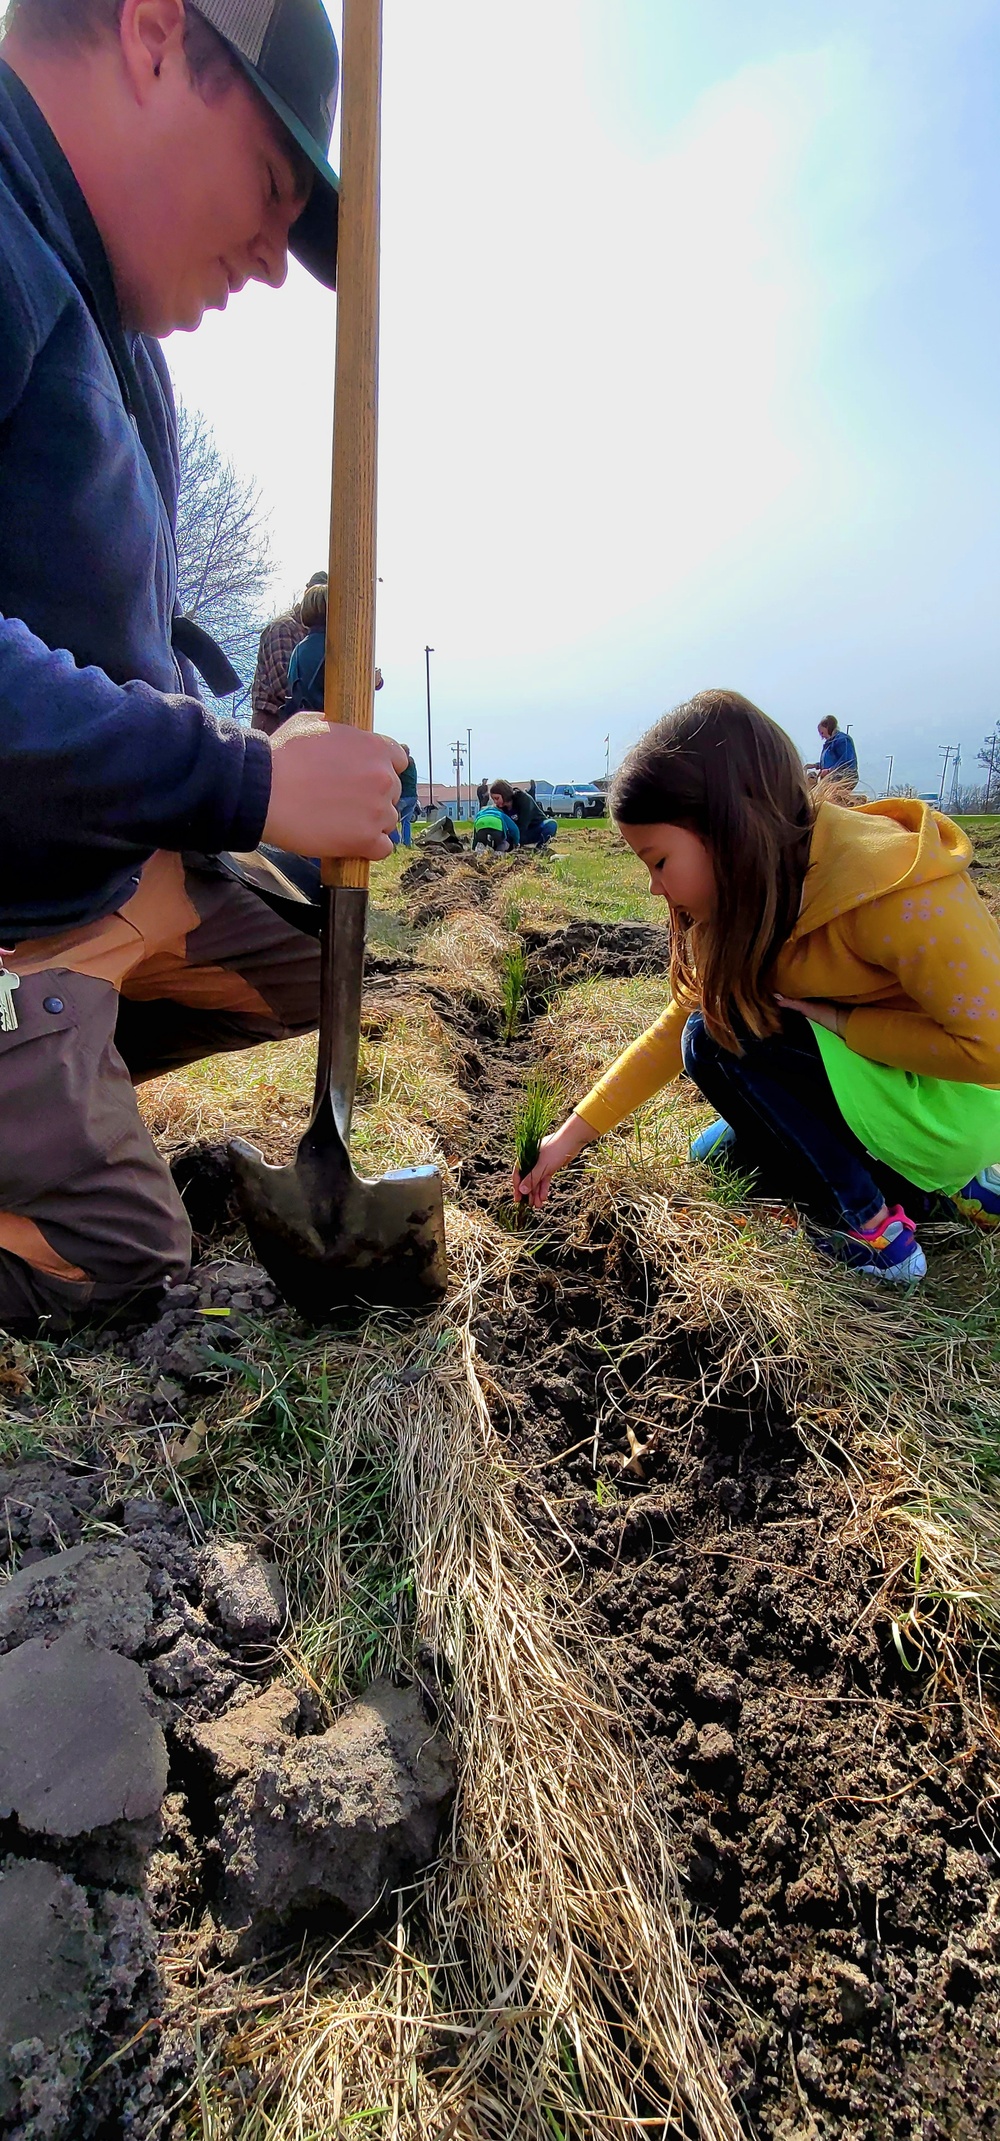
[511,1070,562,1223]
[501,944,528,1040]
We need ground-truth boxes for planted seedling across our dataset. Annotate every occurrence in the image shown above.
[501,944,528,1041]
[511,1070,562,1223]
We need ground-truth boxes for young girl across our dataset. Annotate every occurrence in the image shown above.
[515,691,1000,1282]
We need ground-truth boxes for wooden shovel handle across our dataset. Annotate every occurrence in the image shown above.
[322,0,382,894]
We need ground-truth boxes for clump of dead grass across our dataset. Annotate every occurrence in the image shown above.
[139,1036,315,1161]
[357,999,469,1142]
[418,907,513,1011]
[539,973,673,1094]
[138,997,467,1185]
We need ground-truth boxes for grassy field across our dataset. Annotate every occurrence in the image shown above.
[3,816,1000,2137]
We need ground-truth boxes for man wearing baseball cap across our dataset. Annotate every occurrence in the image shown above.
[0,0,401,1327]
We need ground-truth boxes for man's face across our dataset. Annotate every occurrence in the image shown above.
[112,43,311,333]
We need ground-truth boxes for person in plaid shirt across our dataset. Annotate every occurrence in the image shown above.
[251,571,383,733]
[250,573,325,737]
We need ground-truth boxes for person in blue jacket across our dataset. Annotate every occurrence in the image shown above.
[812,717,859,789]
[472,804,520,852]
[0,0,407,1329]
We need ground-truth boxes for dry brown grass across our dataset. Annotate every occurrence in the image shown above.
[418,907,513,1011]
[540,974,674,1096]
[139,1036,315,1165]
[137,994,468,1184]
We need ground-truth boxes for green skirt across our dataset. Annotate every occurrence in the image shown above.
[814,1027,1000,1195]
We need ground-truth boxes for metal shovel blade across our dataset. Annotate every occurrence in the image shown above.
[229,884,448,1322]
[230,1103,448,1321]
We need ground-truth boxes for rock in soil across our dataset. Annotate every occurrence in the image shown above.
[0,1634,168,1841]
[0,1541,152,1657]
[215,1679,455,1939]
[200,1540,286,1646]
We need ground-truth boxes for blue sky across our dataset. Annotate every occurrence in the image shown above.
[167,0,1000,798]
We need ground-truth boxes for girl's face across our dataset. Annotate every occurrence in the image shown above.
[619,822,717,922]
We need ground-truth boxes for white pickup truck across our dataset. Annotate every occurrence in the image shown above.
[546,783,606,819]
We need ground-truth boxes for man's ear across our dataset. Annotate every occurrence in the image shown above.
[118,0,188,100]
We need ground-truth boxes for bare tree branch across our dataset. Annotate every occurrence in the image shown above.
[174,402,274,712]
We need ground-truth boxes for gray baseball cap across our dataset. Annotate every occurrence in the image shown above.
[191,0,340,289]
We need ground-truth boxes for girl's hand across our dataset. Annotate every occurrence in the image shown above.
[776,994,848,1038]
[513,1112,597,1208]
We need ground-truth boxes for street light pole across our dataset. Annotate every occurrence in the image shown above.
[424,645,435,807]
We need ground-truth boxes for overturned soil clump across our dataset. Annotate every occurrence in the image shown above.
[0,1271,454,2140]
[521,916,670,987]
[399,845,537,929]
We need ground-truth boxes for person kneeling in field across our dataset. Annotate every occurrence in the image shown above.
[472,803,520,853]
[0,0,405,1330]
[515,690,1000,1284]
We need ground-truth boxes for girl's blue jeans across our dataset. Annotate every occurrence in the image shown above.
[681,1009,933,1231]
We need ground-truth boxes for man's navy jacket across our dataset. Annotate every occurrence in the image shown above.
[819,730,859,779]
[0,60,272,940]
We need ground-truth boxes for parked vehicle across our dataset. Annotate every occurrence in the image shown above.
[547,783,606,818]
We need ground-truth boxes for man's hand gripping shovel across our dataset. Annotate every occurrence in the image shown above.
[230,0,447,1321]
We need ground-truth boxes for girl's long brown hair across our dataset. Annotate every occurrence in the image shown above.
[610,690,814,1052]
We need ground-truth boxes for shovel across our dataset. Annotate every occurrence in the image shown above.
[229,0,448,1322]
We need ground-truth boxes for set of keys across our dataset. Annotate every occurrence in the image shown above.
[0,950,20,1034]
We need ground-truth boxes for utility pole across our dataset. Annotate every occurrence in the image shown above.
[466,726,472,822]
[451,738,466,816]
[885,754,894,795]
[424,645,435,807]
[604,733,610,781]
[987,731,998,814]
[938,745,953,809]
[949,746,961,810]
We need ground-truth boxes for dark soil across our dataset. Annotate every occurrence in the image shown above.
[521,916,670,989]
[460,932,1000,2140]
[468,1217,999,2137]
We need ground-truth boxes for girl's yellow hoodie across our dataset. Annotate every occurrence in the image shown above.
[577,799,1000,1137]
